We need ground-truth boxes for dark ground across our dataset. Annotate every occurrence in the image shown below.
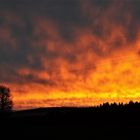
[0,103,140,139]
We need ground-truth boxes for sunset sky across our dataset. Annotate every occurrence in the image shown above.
[1,0,140,110]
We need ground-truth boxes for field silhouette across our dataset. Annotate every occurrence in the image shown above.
[0,101,140,139]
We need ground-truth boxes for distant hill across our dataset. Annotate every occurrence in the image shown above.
[0,101,140,139]
[1,101,140,125]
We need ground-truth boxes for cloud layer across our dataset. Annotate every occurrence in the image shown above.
[0,0,140,109]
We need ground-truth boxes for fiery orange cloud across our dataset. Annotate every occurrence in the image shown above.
[10,31,140,110]
[1,0,140,110]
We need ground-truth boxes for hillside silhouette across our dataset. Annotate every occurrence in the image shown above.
[1,101,140,139]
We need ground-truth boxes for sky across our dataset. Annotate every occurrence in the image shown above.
[1,0,140,110]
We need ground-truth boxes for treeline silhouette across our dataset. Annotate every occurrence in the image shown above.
[1,101,140,139]
[92,101,140,112]
[2,101,140,125]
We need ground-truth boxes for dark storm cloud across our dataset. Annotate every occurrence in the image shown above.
[82,0,140,44]
[0,0,84,42]
[0,0,139,42]
[0,0,140,85]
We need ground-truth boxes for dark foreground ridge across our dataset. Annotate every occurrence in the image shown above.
[0,101,140,139]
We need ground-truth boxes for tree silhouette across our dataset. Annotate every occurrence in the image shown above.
[0,85,13,112]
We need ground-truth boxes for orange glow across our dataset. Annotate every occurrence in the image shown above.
[8,32,140,110]
[2,1,140,110]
